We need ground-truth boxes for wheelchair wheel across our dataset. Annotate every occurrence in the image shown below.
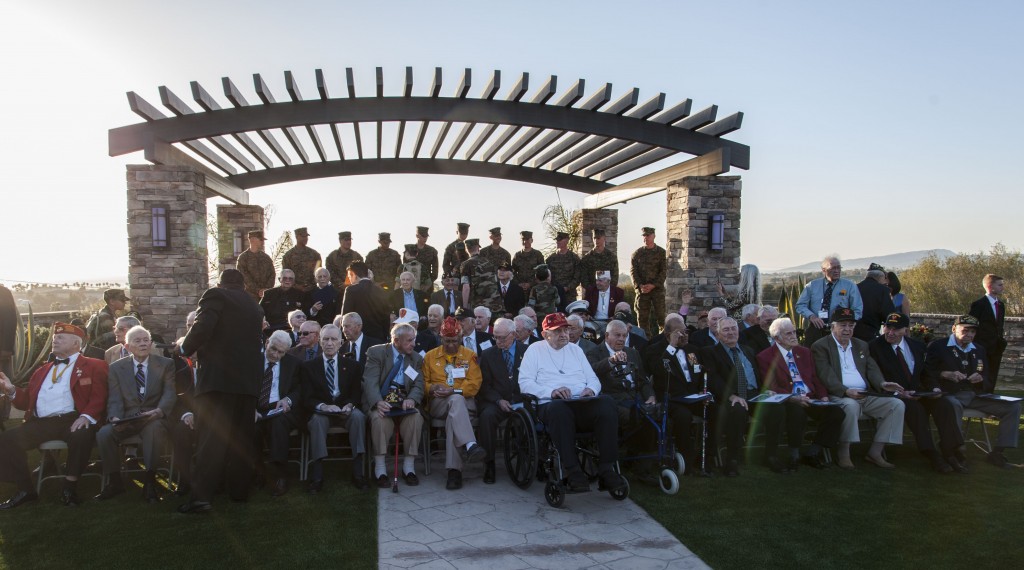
[503,408,538,490]
[659,469,680,495]
[609,475,630,501]
[544,480,565,508]
[673,452,686,476]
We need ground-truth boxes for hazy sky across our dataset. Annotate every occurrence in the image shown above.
[1,0,1021,285]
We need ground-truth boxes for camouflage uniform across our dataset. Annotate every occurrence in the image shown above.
[579,248,618,290]
[442,240,469,278]
[413,245,439,291]
[400,260,424,292]
[528,282,560,322]
[365,247,402,291]
[236,249,276,300]
[511,249,545,288]
[479,244,511,270]
[85,306,117,347]
[281,245,322,292]
[459,255,503,314]
[325,248,363,289]
[630,245,667,336]
[545,250,582,301]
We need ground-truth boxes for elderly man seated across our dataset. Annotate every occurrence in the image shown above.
[477,318,526,484]
[260,269,307,334]
[287,320,321,361]
[254,331,304,496]
[423,317,486,490]
[94,325,176,503]
[104,315,141,364]
[518,313,626,494]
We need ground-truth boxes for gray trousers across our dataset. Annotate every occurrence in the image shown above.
[948,391,1021,448]
[370,411,423,458]
[307,409,366,462]
[831,395,905,444]
[429,395,477,470]
[96,418,167,476]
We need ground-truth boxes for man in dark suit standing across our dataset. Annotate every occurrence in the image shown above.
[177,269,264,513]
[854,264,896,342]
[254,331,305,496]
[302,324,367,491]
[95,325,176,502]
[925,314,1021,469]
[429,273,463,317]
[341,261,391,340]
[969,274,1008,382]
[496,262,526,318]
[869,313,962,474]
[477,318,526,484]
[390,271,430,321]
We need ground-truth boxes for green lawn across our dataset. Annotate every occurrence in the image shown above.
[631,421,1024,570]
[0,438,377,570]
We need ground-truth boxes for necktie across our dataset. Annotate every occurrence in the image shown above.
[465,336,474,352]
[821,281,835,316]
[995,300,1003,322]
[730,347,748,400]
[502,285,507,296]
[135,363,146,400]
[326,358,336,395]
[503,349,513,378]
[381,353,404,397]
[447,291,454,312]
[600,291,607,311]
[259,362,275,409]
[895,346,912,383]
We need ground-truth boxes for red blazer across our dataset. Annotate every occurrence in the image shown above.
[583,285,625,318]
[755,345,828,400]
[13,355,109,422]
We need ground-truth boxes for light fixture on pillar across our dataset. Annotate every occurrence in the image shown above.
[233,231,244,257]
[151,205,169,249]
[708,213,725,251]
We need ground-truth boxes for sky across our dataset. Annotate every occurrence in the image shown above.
[1,0,1022,285]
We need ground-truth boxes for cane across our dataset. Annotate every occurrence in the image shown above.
[392,415,401,493]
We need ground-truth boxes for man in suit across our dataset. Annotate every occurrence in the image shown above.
[177,269,264,513]
[456,306,493,355]
[341,261,392,340]
[94,325,176,502]
[925,314,1021,468]
[496,262,526,318]
[796,255,864,347]
[567,313,597,353]
[0,322,108,508]
[688,307,726,349]
[417,306,443,355]
[854,264,896,342]
[308,267,342,327]
[513,314,538,347]
[169,311,197,497]
[477,318,526,483]
[701,317,782,476]
[430,273,463,317]
[103,315,141,365]
[587,320,654,458]
[254,331,305,496]
[260,269,307,333]
[584,271,624,326]
[739,305,777,355]
[757,318,843,471]
[340,312,384,365]
[869,313,963,474]
[390,271,430,321]
[811,307,905,470]
[286,321,321,361]
[363,323,426,487]
[969,274,1008,382]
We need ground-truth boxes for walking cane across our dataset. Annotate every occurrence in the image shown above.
[392,416,401,493]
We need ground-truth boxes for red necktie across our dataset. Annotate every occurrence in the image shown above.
[895,346,912,383]
[995,300,1003,321]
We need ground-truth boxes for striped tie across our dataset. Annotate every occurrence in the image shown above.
[326,358,336,395]
[135,363,146,400]
[503,349,513,378]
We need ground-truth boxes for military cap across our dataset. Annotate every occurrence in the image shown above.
[566,300,590,315]
[534,263,549,271]
[641,227,656,236]
[338,231,352,240]
[247,230,265,240]
[954,314,980,328]
[496,261,513,271]
[831,307,856,323]
[442,272,457,280]
[883,312,909,329]
[595,271,611,281]
[124,310,143,321]
[457,222,470,232]
[53,322,86,340]
[294,227,309,236]
[520,230,533,240]
[555,231,570,241]
[613,310,637,326]
[416,226,430,237]
[103,288,130,302]
[868,262,886,272]
[489,227,502,236]
[592,228,606,239]
[404,243,418,254]
[454,306,474,320]
[464,238,480,249]
[378,232,391,242]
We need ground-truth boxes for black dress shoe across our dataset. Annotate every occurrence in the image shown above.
[945,456,969,474]
[929,455,954,474]
[94,482,126,501]
[271,478,289,497]
[306,479,324,494]
[462,444,486,463]
[177,500,212,514]
[567,471,590,493]
[403,472,419,486]
[352,475,369,490]
[377,474,390,489]
[142,482,161,504]
[724,460,740,477]
[483,462,496,484]
[0,491,39,510]
[598,470,628,493]
[445,469,463,490]
[765,457,790,474]
[59,488,80,507]
[801,453,828,470]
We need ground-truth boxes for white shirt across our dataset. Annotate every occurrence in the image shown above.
[518,341,601,399]
[987,294,1000,317]
[351,334,363,361]
[464,331,478,354]
[36,353,79,418]
[595,290,610,320]
[832,335,866,390]
[893,338,915,375]
[665,345,692,383]
[264,357,281,405]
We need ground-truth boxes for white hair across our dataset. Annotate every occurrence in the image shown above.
[716,317,737,334]
[768,317,793,339]
[341,312,362,325]
[492,318,515,336]
[605,320,629,334]
[758,305,779,318]
[391,323,417,340]
[566,314,585,328]
[115,316,141,329]
[514,314,536,330]
[741,304,760,320]
[708,307,728,319]
[125,325,151,343]
[474,306,492,319]
[427,304,444,317]
[268,330,292,350]
[737,264,762,305]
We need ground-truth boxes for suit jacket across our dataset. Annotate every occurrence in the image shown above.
[868,336,928,391]
[924,338,991,394]
[301,354,363,411]
[701,343,762,401]
[969,296,1006,356]
[688,328,718,350]
[497,281,526,316]
[795,277,864,321]
[106,354,176,420]
[811,335,885,397]
[263,353,304,414]
[643,340,709,400]
[414,330,440,355]
[854,279,896,341]
[342,334,384,363]
[181,284,265,397]
[13,355,108,421]
[586,343,652,402]
[389,288,430,320]
[259,286,307,330]
[361,343,425,411]
[340,279,392,340]
[308,284,342,327]
[739,326,772,355]
[104,343,130,365]
[576,338,597,353]
[429,288,463,317]
[287,344,321,362]
[626,332,648,354]
[478,341,526,405]
[583,285,625,319]
[756,345,828,399]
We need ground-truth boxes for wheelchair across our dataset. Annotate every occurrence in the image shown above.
[502,393,630,508]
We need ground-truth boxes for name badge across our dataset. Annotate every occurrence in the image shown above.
[818,309,828,319]
[479,340,493,351]
[452,368,466,379]
[403,366,417,381]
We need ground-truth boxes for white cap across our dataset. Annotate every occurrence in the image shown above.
[394,308,419,325]
[566,300,590,314]
[595,271,611,280]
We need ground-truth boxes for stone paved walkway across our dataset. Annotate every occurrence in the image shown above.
[377,457,708,569]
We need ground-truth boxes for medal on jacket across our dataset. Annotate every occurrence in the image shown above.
[688,353,701,374]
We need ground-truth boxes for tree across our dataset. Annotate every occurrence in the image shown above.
[540,189,582,257]
[900,244,1021,315]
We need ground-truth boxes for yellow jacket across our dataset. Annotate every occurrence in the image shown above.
[423,345,482,398]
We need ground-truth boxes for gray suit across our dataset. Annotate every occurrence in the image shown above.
[811,335,904,444]
[362,344,425,458]
[96,354,177,476]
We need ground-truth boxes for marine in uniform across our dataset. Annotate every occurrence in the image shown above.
[413,226,439,292]
[365,232,401,291]
[579,228,618,290]
[528,265,561,322]
[325,231,363,292]
[400,244,424,291]
[479,227,512,269]
[235,230,276,301]
[280,227,322,292]
[442,222,471,278]
[511,231,545,292]
[545,231,581,302]
[630,227,667,336]
[459,239,503,315]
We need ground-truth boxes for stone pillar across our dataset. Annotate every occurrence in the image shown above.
[127,165,208,343]
[665,176,742,316]
[578,208,618,257]
[216,204,265,273]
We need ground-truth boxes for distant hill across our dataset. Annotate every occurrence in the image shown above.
[769,249,956,274]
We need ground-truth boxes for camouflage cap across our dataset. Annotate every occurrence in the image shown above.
[338,231,352,240]
[457,222,470,232]
[520,230,533,240]
[555,231,570,241]
[247,230,265,240]
[592,228,606,239]
[378,232,391,242]
[294,227,309,236]
[641,227,656,236]
[103,288,130,302]
[404,243,418,254]
[489,227,502,236]
[954,314,980,328]
[416,226,430,237]
[464,238,480,249]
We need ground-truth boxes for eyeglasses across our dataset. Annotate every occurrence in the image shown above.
[298,331,316,337]
[281,277,295,281]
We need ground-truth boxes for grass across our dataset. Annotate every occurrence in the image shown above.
[0,426,377,570]
[630,420,1024,570]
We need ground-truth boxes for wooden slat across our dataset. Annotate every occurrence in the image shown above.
[159,86,250,173]
[345,68,362,159]
[414,69,441,158]
[447,122,475,159]
[582,149,730,208]
[497,78,579,164]
[626,93,665,120]
[222,77,292,166]
[145,139,249,204]
[254,73,309,164]
[394,68,413,157]
[602,87,639,115]
[696,111,743,137]
[455,68,471,98]
[481,70,500,99]
[514,83,611,166]
[596,148,674,182]
[285,71,327,161]
[531,132,587,168]
[555,93,665,174]
[465,72,529,159]
[579,143,653,178]
[315,69,345,160]
[549,135,609,172]
[191,81,273,169]
[127,92,167,121]
[675,105,717,130]
[650,99,692,124]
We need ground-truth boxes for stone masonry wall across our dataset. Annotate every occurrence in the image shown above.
[217,204,265,273]
[579,208,619,283]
